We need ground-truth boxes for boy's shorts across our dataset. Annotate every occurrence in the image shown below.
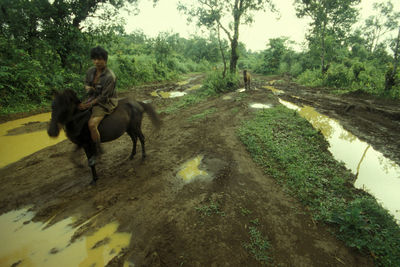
[92,105,112,117]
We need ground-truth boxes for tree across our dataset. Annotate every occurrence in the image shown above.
[0,0,140,69]
[362,1,400,53]
[178,0,276,73]
[294,0,360,74]
[385,26,400,92]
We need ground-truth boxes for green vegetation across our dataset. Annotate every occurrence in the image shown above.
[240,207,252,216]
[187,107,217,122]
[243,0,400,98]
[160,90,210,114]
[238,106,400,266]
[243,224,271,265]
[202,71,240,93]
[195,199,225,217]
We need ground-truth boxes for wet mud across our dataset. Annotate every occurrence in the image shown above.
[2,73,398,266]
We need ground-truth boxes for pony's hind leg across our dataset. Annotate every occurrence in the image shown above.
[138,129,145,160]
[127,131,138,160]
[128,126,146,160]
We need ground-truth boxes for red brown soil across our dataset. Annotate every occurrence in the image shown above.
[2,73,399,266]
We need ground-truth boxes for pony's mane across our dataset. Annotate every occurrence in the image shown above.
[59,89,81,105]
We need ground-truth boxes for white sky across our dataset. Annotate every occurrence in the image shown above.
[123,0,400,52]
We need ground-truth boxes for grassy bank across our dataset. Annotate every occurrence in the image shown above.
[238,105,400,266]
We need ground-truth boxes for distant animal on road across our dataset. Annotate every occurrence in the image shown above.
[47,89,161,185]
[243,70,251,90]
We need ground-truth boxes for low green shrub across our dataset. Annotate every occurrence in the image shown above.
[202,70,240,94]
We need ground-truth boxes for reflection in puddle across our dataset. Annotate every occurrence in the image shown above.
[0,113,66,168]
[250,103,272,109]
[279,99,400,221]
[177,155,208,181]
[0,208,131,267]
[263,85,284,95]
[151,91,187,98]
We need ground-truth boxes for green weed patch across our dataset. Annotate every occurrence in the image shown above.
[187,108,217,122]
[238,105,400,266]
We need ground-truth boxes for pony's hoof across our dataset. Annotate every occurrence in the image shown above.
[90,179,97,186]
[88,156,97,166]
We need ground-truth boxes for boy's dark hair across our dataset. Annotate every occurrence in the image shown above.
[90,46,108,61]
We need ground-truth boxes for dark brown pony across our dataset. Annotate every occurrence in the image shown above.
[243,70,251,90]
[47,89,161,185]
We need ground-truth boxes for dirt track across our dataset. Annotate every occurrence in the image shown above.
[2,73,399,266]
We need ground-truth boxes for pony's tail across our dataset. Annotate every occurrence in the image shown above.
[139,102,162,130]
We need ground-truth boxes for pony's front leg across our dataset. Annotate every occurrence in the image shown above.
[84,144,99,185]
[89,165,98,185]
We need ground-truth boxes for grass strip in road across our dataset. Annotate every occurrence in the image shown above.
[238,105,400,266]
[187,108,217,122]
[160,91,209,114]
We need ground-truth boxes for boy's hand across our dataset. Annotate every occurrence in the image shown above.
[78,102,92,110]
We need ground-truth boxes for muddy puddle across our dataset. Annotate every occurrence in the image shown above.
[151,91,187,98]
[279,99,400,221]
[0,113,66,168]
[0,208,131,266]
[250,103,273,109]
[177,155,208,182]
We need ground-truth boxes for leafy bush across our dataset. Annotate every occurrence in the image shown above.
[202,70,239,94]
[0,50,48,107]
[296,69,324,87]
[324,63,351,88]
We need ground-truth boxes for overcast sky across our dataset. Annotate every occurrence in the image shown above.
[122,0,400,52]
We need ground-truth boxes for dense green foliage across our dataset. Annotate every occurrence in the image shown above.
[238,106,400,266]
[244,0,400,98]
[2,0,399,115]
[0,4,221,115]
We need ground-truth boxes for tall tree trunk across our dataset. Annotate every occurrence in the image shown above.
[321,21,327,74]
[230,1,241,73]
[393,26,400,75]
[217,25,227,78]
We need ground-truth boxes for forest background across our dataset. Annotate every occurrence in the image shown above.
[0,0,399,115]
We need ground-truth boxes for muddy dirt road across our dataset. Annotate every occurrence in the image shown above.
[1,73,399,266]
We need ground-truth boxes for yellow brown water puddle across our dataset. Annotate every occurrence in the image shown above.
[263,85,284,95]
[279,99,400,221]
[0,208,131,267]
[186,84,202,91]
[177,155,208,181]
[0,113,66,168]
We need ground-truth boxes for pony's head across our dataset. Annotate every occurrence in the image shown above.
[48,89,81,137]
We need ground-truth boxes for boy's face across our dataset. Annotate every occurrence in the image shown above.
[92,58,106,70]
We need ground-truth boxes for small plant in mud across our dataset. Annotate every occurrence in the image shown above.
[240,207,252,216]
[195,199,225,217]
[187,108,217,122]
[243,225,271,265]
[234,93,248,102]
